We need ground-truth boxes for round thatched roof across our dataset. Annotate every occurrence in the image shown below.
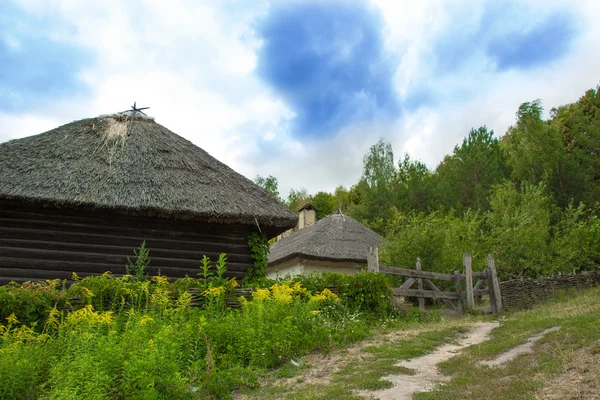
[268,211,384,266]
[0,114,297,231]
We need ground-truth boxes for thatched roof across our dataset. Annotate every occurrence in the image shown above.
[268,211,384,266]
[0,113,297,231]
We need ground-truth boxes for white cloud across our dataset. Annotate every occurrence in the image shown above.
[2,0,599,200]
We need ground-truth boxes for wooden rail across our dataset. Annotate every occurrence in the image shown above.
[368,247,502,316]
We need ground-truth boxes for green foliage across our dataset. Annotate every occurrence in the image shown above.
[254,174,281,202]
[488,182,552,278]
[312,191,337,219]
[286,187,311,212]
[126,241,150,280]
[381,210,487,275]
[247,233,269,282]
[0,280,66,329]
[0,272,386,399]
[436,126,509,211]
[277,272,395,318]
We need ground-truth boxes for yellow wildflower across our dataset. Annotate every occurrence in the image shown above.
[252,288,271,301]
[6,313,19,325]
[202,286,225,297]
[271,283,294,303]
[152,275,169,286]
[229,277,240,288]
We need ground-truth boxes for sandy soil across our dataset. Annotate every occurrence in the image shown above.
[479,326,560,367]
[359,322,499,400]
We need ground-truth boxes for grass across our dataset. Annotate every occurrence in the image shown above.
[243,318,483,399]
[417,287,600,400]
[241,287,600,400]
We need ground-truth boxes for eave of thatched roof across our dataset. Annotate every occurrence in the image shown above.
[0,114,297,233]
[268,211,384,266]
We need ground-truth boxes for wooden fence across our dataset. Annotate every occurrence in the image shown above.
[367,248,502,315]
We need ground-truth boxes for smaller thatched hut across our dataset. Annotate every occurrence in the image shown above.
[0,111,297,284]
[267,209,383,278]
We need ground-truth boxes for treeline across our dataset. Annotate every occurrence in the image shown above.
[256,86,600,279]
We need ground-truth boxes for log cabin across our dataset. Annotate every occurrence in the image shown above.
[0,111,297,285]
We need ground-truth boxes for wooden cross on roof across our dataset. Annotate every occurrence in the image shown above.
[120,102,150,116]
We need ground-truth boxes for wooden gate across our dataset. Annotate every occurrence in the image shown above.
[367,248,502,315]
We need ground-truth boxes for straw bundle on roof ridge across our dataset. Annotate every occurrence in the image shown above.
[0,116,297,230]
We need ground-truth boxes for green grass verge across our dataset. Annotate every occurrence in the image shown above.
[245,287,600,400]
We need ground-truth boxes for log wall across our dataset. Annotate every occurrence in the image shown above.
[0,203,257,285]
[500,270,600,311]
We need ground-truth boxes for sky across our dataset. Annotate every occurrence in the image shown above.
[1,0,599,198]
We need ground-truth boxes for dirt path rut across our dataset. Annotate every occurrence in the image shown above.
[360,322,499,400]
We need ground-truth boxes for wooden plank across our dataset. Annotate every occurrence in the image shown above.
[393,287,460,300]
[0,217,251,244]
[473,272,487,279]
[0,237,253,262]
[0,207,255,237]
[487,255,503,315]
[464,252,474,309]
[473,289,489,297]
[454,270,464,314]
[0,256,251,275]
[399,277,416,290]
[473,279,485,290]
[0,247,246,270]
[416,258,425,311]
[367,247,379,272]
[424,279,456,310]
[379,266,455,281]
[0,228,251,255]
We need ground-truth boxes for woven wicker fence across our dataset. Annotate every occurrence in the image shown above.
[500,270,600,311]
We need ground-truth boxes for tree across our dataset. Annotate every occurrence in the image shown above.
[312,191,336,219]
[551,87,600,209]
[435,126,509,211]
[501,101,564,189]
[286,187,311,212]
[254,175,281,202]
[396,154,434,212]
[350,139,397,232]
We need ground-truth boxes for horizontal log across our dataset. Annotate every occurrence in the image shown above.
[0,269,246,285]
[0,217,250,244]
[381,266,456,281]
[393,287,460,300]
[424,279,457,310]
[475,305,493,313]
[473,272,487,279]
[0,228,251,255]
[473,289,489,296]
[0,267,98,280]
[0,207,255,237]
[0,256,251,275]
[0,238,253,263]
[0,247,251,271]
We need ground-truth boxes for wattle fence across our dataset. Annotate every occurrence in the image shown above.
[500,270,600,311]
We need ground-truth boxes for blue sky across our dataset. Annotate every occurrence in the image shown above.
[0,0,598,196]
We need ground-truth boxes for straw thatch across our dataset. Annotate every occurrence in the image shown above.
[268,211,384,266]
[0,114,297,230]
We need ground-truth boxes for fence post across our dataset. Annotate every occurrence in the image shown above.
[416,257,425,312]
[486,254,502,315]
[367,246,379,273]
[454,270,464,315]
[463,252,474,309]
